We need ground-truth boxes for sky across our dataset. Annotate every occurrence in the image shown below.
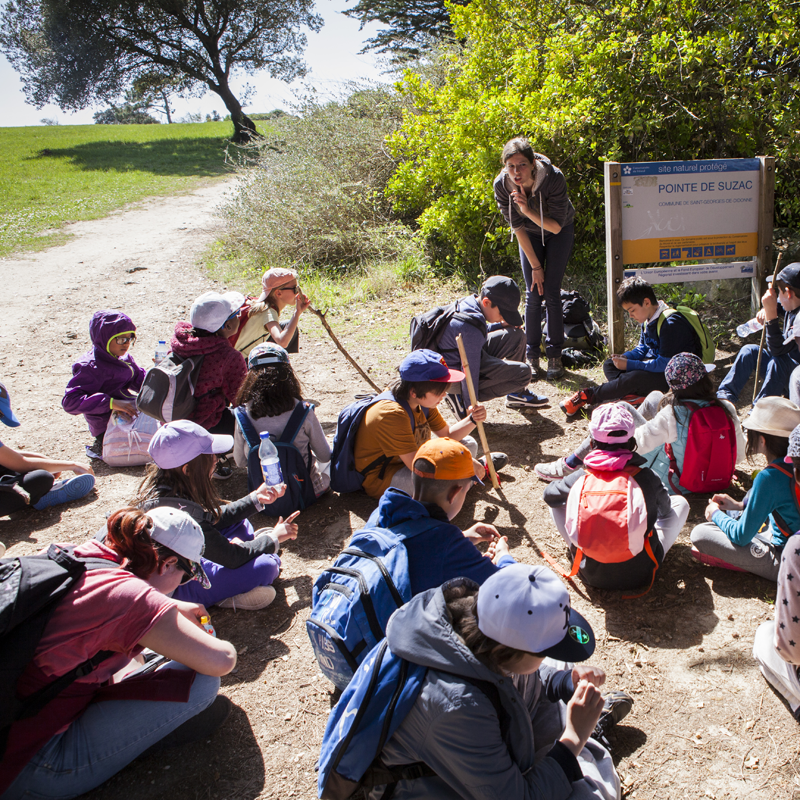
[0,0,389,126]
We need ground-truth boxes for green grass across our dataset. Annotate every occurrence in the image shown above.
[0,120,264,257]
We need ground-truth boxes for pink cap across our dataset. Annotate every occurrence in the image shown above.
[260,268,297,299]
[588,403,635,444]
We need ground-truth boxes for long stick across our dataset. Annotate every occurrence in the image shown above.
[455,334,500,490]
[308,305,381,393]
[753,252,784,404]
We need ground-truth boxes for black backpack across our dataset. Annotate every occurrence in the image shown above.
[409,300,485,352]
[0,545,115,757]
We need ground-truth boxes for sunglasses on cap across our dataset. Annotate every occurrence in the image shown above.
[113,334,136,345]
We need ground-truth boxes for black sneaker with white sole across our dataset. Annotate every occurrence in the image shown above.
[444,393,468,420]
[505,391,550,409]
[213,455,234,480]
[592,690,634,752]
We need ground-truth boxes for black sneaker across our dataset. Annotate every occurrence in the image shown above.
[444,393,468,420]
[143,695,232,755]
[213,455,234,480]
[479,452,509,475]
[593,690,634,750]
[86,434,104,460]
[505,391,550,409]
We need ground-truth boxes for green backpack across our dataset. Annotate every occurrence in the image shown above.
[656,306,716,364]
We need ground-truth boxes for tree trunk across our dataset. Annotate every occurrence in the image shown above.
[215,80,258,143]
[160,89,172,124]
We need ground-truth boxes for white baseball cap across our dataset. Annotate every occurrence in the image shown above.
[477,564,595,661]
[147,506,211,589]
[190,291,245,333]
[148,419,233,470]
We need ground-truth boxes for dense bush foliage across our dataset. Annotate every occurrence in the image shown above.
[220,87,429,274]
[387,0,800,279]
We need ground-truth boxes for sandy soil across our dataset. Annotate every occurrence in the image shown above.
[2,179,800,800]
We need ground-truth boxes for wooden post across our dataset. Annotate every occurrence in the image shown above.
[605,162,625,354]
[755,156,776,315]
[455,334,499,490]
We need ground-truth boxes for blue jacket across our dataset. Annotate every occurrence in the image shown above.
[624,305,701,373]
[436,295,487,401]
[364,488,514,595]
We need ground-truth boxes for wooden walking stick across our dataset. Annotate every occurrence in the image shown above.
[752,252,784,404]
[455,334,500,490]
[308,305,381,393]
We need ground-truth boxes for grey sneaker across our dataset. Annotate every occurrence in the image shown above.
[533,457,579,482]
[546,356,565,380]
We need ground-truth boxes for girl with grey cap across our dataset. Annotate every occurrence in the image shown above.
[691,396,800,580]
[359,564,627,799]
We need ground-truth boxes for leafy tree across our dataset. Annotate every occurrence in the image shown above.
[0,0,322,142]
[388,0,800,275]
[93,104,159,124]
[343,0,466,58]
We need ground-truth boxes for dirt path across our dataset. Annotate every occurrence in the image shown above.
[2,181,800,800]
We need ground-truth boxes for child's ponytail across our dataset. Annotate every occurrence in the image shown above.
[105,507,159,578]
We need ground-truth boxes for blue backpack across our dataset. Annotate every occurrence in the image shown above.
[306,517,439,690]
[233,402,318,518]
[329,392,426,494]
[317,638,510,800]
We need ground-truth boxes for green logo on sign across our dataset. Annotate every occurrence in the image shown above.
[569,625,590,645]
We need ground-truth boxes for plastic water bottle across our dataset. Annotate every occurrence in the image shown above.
[154,340,169,365]
[259,432,284,487]
[736,318,763,338]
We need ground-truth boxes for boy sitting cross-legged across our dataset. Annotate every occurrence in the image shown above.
[560,276,703,417]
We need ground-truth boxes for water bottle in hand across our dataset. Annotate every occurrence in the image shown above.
[154,340,169,365]
[259,432,284,487]
[736,318,763,338]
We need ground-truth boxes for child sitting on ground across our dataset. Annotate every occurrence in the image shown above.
[133,419,296,611]
[691,396,800,580]
[62,310,145,457]
[537,352,745,492]
[560,276,703,417]
[233,343,331,497]
[544,403,690,591]
[1,382,95,515]
[752,424,800,719]
[231,268,311,357]
[718,261,800,405]
[353,349,506,499]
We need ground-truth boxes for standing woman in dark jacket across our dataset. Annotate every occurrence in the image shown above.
[494,137,576,381]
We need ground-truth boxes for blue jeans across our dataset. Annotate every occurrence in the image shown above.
[518,223,574,359]
[717,343,799,403]
[3,664,220,800]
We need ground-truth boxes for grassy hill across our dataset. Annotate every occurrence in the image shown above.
[0,121,249,257]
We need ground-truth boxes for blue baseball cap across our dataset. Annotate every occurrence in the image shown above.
[399,350,465,383]
[0,383,20,427]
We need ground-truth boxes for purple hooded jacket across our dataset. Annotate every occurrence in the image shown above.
[62,311,145,437]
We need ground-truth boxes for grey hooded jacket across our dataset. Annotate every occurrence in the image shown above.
[372,579,620,800]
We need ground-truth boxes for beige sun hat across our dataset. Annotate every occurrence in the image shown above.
[742,396,800,438]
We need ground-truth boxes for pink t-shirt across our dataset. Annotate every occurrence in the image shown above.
[20,540,176,691]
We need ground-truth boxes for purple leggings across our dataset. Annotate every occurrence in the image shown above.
[173,519,281,606]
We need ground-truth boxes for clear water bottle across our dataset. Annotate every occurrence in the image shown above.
[154,340,169,365]
[736,318,763,338]
[259,432,284,487]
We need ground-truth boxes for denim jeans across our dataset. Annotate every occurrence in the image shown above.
[518,223,574,359]
[717,343,799,404]
[3,664,220,800]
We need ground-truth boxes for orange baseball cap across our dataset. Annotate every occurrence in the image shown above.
[413,437,480,483]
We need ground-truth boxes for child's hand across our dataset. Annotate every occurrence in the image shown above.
[467,404,487,424]
[174,600,210,628]
[274,511,300,543]
[491,536,510,563]
[704,500,722,521]
[255,482,287,506]
[762,284,779,320]
[611,355,628,371]
[463,522,499,544]
[572,664,606,689]
[296,292,311,314]
[710,493,741,512]
[71,463,95,476]
[113,399,138,420]
[560,680,605,756]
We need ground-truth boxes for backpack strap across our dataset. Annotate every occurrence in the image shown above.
[621,532,660,600]
[277,402,313,446]
[361,394,427,480]
[233,405,260,450]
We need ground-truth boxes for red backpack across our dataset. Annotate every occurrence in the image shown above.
[665,403,736,493]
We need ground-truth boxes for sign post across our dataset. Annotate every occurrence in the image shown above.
[605,157,774,354]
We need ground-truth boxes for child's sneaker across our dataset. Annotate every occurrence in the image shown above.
[593,690,634,752]
[478,452,509,475]
[505,391,550,409]
[560,388,593,417]
[33,474,96,511]
[212,455,234,480]
[534,457,579,482]
[619,393,646,408]
[86,434,105,460]
[444,393,468,420]
[690,547,747,572]
[217,585,277,611]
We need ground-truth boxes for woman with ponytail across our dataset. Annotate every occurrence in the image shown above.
[0,507,237,800]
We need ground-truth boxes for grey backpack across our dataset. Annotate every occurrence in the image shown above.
[136,353,204,423]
